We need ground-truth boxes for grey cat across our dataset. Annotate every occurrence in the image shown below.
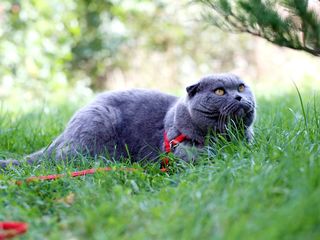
[0,73,256,169]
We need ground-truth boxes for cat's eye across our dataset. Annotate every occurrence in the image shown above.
[214,88,225,96]
[238,84,245,92]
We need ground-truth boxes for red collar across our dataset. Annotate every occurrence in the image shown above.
[161,131,188,171]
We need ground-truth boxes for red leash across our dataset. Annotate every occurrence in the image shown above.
[15,167,138,185]
[161,132,187,171]
[0,222,28,240]
[7,167,138,239]
[3,131,188,238]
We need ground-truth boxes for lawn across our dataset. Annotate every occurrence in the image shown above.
[0,89,319,240]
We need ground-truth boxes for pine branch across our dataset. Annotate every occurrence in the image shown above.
[196,0,320,56]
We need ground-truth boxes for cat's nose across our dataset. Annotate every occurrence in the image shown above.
[235,95,242,101]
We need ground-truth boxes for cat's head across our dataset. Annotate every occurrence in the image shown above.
[186,73,256,133]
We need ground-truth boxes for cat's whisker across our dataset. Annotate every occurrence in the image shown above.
[218,103,230,132]
[241,101,255,115]
[229,103,240,115]
[218,114,224,133]
[243,100,255,109]
[222,102,242,133]
[217,111,224,133]
[218,102,235,132]
[221,114,228,133]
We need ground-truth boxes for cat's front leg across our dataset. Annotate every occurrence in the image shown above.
[245,126,254,143]
[173,143,203,163]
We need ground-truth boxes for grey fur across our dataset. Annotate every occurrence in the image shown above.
[0,73,256,168]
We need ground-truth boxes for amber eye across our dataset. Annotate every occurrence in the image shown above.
[214,88,225,96]
[238,84,245,92]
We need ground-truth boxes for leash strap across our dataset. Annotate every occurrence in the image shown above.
[161,132,187,171]
[0,222,28,240]
[2,134,187,238]
[8,167,138,238]
[16,167,138,185]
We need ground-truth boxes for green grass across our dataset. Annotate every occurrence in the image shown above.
[0,90,319,240]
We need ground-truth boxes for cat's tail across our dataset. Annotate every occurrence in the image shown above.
[0,137,88,170]
[0,158,20,168]
[0,148,46,169]
[0,132,73,170]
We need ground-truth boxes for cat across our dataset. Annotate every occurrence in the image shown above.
[0,73,256,169]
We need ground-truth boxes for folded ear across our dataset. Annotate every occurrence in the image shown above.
[186,83,200,98]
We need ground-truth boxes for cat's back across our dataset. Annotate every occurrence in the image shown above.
[95,88,177,109]
[96,89,178,129]
[70,88,177,123]
[78,88,178,127]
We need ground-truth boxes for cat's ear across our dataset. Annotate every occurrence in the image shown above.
[186,83,200,98]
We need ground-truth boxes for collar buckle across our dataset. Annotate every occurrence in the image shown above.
[169,140,179,150]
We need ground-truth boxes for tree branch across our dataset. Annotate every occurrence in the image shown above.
[196,0,320,57]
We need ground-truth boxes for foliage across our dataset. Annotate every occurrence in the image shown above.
[0,0,137,91]
[196,0,320,56]
[0,0,256,95]
[0,91,319,239]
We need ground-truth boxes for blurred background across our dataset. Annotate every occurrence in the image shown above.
[0,0,319,110]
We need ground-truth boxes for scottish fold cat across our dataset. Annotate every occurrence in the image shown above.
[0,73,255,168]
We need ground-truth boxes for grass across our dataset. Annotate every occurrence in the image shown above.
[0,90,319,240]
